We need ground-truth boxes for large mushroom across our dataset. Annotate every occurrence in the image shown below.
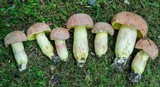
[4,31,28,71]
[92,22,114,57]
[129,38,158,82]
[67,13,94,67]
[50,28,70,61]
[111,11,148,71]
[27,23,58,62]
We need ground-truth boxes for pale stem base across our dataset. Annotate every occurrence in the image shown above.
[113,25,137,71]
[36,32,54,60]
[73,26,88,67]
[94,32,108,57]
[55,40,68,61]
[11,42,28,71]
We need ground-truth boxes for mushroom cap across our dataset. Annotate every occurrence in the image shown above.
[67,13,94,30]
[50,28,70,40]
[27,23,51,40]
[4,31,27,46]
[135,38,158,60]
[111,11,148,37]
[92,22,114,35]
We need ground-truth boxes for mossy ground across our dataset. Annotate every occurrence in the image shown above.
[0,0,160,87]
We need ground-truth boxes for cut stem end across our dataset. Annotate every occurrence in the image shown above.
[112,57,127,71]
[129,71,141,83]
[51,55,59,64]
[18,63,27,72]
[77,59,86,67]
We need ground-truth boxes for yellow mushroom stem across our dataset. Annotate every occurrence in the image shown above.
[94,32,108,57]
[36,32,57,62]
[55,40,68,61]
[129,50,149,83]
[73,26,88,67]
[113,25,137,71]
[11,42,28,71]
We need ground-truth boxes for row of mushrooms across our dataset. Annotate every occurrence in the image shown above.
[4,12,158,82]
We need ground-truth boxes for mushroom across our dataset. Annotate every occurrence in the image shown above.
[27,23,58,62]
[111,11,148,71]
[4,31,28,71]
[50,28,70,61]
[92,22,114,57]
[129,38,158,82]
[67,13,94,67]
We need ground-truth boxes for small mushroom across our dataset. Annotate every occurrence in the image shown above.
[111,11,148,71]
[27,23,58,62]
[4,31,28,71]
[67,13,94,67]
[129,38,158,83]
[92,22,114,57]
[50,28,70,61]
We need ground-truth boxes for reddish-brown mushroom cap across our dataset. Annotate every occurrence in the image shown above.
[92,22,114,35]
[111,11,148,37]
[4,31,27,47]
[50,28,70,40]
[67,13,94,30]
[27,23,51,40]
[135,38,158,60]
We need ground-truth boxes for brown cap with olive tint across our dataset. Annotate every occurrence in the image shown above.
[112,11,148,37]
[92,22,114,35]
[27,23,51,40]
[67,13,94,29]
[4,31,27,46]
[50,28,70,40]
[135,38,158,60]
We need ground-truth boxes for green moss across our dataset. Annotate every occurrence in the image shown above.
[0,0,160,86]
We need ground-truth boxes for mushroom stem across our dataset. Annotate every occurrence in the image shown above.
[11,42,28,71]
[36,32,55,60]
[113,25,137,71]
[55,40,68,61]
[94,32,108,57]
[73,26,88,67]
[129,50,149,83]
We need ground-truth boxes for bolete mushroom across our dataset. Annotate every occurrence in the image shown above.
[27,23,58,62]
[111,11,148,71]
[50,28,70,61]
[92,22,114,57]
[129,38,158,82]
[4,31,28,71]
[67,13,94,67]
